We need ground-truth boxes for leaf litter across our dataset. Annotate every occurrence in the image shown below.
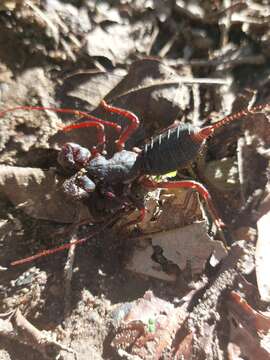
[0,1,270,359]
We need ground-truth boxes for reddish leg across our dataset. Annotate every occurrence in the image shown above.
[10,237,88,266]
[9,211,122,267]
[0,105,121,131]
[100,100,140,151]
[0,105,122,155]
[63,122,105,155]
[141,178,224,229]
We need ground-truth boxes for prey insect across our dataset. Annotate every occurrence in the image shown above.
[0,100,268,266]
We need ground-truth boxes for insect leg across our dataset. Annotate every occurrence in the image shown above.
[100,100,140,151]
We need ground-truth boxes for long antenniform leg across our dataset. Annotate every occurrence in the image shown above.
[0,105,122,155]
[0,105,122,131]
[141,178,224,229]
[10,212,122,267]
[10,237,88,266]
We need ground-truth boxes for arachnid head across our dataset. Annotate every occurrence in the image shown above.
[57,142,91,171]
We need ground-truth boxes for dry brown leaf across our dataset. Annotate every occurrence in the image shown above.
[126,221,227,280]
[57,70,126,110]
[0,165,90,223]
[85,25,136,65]
[256,187,270,302]
[0,0,23,11]
[52,59,191,152]
[111,290,189,359]
[138,188,203,233]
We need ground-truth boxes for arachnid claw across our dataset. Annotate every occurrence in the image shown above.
[62,173,96,200]
[58,143,91,170]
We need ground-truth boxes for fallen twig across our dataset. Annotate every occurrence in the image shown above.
[64,235,77,319]
[0,309,76,359]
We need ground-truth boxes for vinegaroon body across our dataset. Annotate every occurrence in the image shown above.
[0,100,268,265]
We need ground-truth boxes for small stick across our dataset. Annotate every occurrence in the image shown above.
[63,235,77,318]
[237,136,246,204]
[0,309,77,359]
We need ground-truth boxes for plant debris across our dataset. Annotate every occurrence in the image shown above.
[0,1,269,359]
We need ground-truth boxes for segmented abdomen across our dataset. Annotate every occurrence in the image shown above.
[140,124,202,175]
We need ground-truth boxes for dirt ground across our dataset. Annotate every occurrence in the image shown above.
[0,1,270,360]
